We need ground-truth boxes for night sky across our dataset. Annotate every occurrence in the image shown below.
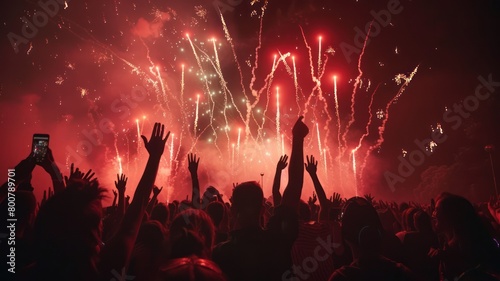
[1,0,499,204]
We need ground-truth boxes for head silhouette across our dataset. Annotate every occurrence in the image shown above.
[151,203,170,227]
[341,197,383,255]
[298,200,312,221]
[230,181,264,227]
[33,180,105,277]
[434,193,498,262]
[159,256,227,281]
[206,201,225,228]
[170,209,215,259]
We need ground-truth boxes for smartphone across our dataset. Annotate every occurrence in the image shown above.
[32,134,50,163]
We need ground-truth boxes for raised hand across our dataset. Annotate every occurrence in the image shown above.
[281,116,308,208]
[379,200,388,210]
[64,163,96,186]
[276,155,289,170]
[38,148,64,193]
[305,155,318,175]
[292,116,309,139]
[308,192,317,205]
[147,185,164,214]
[114,173,128,194]
[141,122,170,158]
[14,153,36,182]
[153,185,163,196]
[82,169,96,182]
[38,148,57,173]
[364,193,374,204]
[188,153,200,175]
[331,192,342,208]
[272,156,288,207]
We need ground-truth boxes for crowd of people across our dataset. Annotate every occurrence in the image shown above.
[1,118,500,281]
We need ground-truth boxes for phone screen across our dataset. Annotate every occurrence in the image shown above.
[32,134,50,163]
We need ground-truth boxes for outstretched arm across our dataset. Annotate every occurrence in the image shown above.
[114,173,127,218]
[100,122,169,279]
[281,117,309,208]
[188,153,201,209]
[272,155,288,206]
[146,186,163,214]
[1,154,35,203]
[38,148,65,194]
[305,155,329,208]
[112,190,118,207]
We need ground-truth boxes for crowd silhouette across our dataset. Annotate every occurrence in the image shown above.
[1,118,500,281]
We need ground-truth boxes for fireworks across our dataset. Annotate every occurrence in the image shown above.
[7,1,425,200]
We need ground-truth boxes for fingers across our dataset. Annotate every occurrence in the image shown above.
[84,169,95,180]
[189,153,199,164]
[149,123,170,141]
[305,155,317,167]
[151,122,159,139]
[46,148,54,161]
[280,155,288,162]
[119,174,127,182]
[141,135,148,146]
[152,123,168,140]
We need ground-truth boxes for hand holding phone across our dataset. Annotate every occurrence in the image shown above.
[32,134,50,163]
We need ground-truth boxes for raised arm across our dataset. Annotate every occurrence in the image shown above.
[1,154,35,203]
[114,173,128,218]
[38,148,65,194]
[281,117,309,208]
[146,185,163,214]
[188,153,201,209]
[112,190,118,207]
[64,163,97,186]
[99,122,169,279]
[304,155,329,208]
[272,155,288,206]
